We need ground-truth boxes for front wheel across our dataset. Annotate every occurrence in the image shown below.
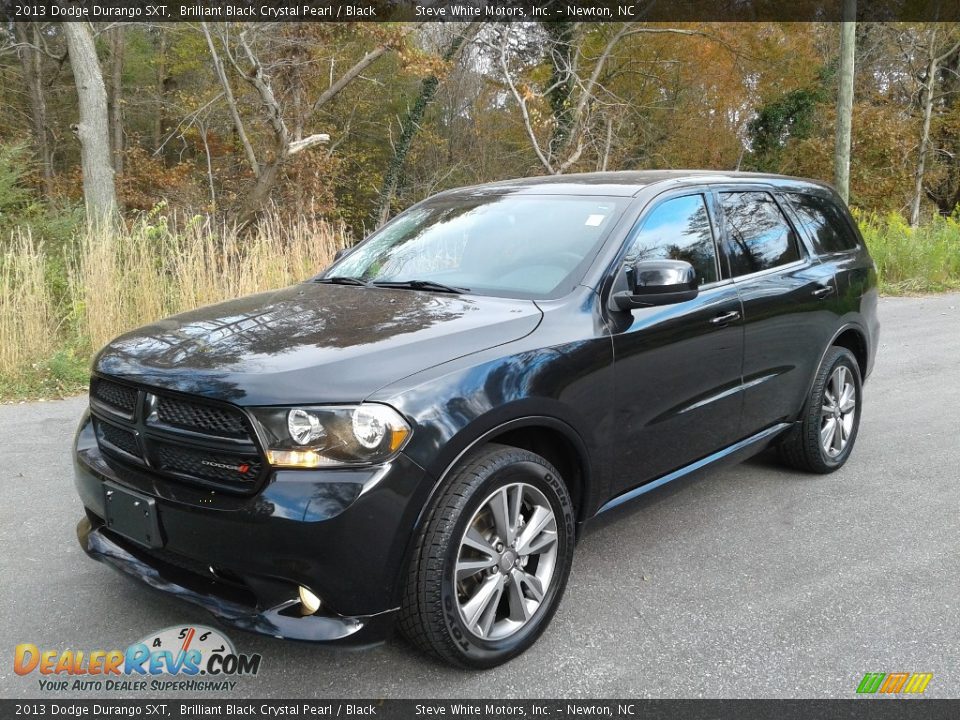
[398,444,575,668]
[779,346,863,473]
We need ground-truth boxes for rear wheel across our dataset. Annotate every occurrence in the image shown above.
[779,346,862,473]
[398,444,575,668]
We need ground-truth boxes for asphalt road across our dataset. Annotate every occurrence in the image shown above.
[1,293,958,699]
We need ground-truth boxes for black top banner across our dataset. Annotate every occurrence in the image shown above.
[2,0,960,22]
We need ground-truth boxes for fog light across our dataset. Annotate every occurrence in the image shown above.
[298,586,322,615]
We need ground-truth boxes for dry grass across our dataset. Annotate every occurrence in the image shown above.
[1,212,346,398]
[0,230,57,379]
[2,204,958,400]
[69,211,346,354]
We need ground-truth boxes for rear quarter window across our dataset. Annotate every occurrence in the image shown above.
[785,192,860,254]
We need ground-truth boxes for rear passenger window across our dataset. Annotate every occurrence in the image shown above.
[786,192,860,254]
[719,192,801,277]
[625,194,718,285]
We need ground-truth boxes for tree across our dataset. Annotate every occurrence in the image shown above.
[13,23,54,196]
[910,28,960,226]
[375,21,481,225]
[200,23,419,224]
[930,41,960,214]
[833,0,856,203]
[748,87,825,172]
[497,23,718,175]
[107,25,125,175]
[63,22,117,225]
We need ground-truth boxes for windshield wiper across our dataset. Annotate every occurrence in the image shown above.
[372,280,467,294]
[314,276,370,287]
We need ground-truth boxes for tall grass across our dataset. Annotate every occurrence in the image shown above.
[69,212,343,352]
[1,212,346,398]
[0,230,57,378]
[0,207,958,400]
[856,211,960,294]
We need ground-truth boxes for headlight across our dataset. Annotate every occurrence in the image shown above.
[249,404,411,468]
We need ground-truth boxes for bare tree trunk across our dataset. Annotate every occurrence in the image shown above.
[229,30,329,226]
[935,46,960,213]
[201,22,260,178]
[108,26,125,175]
[14,23,54,196]
[375,22,480,226]
[63,22,117,226]
[244,162,281,221]
[911,45,939,227]
[910,34,960,226]
[152,30,167,151]
[543,21,578,159]
[833,0,856,203]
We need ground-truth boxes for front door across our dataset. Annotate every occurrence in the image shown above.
[609,193,745,496]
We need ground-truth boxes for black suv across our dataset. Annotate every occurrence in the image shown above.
[73,171,878,668]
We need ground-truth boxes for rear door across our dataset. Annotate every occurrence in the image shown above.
[715,188,838,436]
[781,190,870,316]
[609,191,744,493]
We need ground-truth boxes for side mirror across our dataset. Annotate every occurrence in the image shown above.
[609,259,698,311]
[333,247,350,262]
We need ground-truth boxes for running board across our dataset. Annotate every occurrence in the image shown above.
[596,422,792,515]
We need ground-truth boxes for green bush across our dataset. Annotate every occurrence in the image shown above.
[0,142,82,254]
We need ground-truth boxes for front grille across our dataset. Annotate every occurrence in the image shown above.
[96,419,140,457]
[92,377,137,416]
[156,395,248,438]
[89,376,264,494]
[153,440,261,487]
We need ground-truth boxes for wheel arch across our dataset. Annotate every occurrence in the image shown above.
[798,322,869,418]
[391,415,592,607]
[831,326,869,379]
[430,415,591,525]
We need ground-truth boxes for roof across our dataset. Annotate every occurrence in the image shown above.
[440,170,836,198]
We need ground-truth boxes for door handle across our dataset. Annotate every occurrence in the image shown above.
[812,284,835,299]
[710,310,741,325]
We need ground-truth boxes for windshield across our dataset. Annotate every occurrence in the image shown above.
[325,194,629,299]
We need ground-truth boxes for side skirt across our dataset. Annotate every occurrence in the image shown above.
[595,422,793,515]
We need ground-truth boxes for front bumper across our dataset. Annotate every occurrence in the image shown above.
[73,413,432,645]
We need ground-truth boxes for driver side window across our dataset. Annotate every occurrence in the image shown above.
[625,195,719,286]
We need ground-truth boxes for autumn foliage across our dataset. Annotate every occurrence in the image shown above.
[0,21,958,398]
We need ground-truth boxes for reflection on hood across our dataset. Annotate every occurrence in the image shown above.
[95,282,542,405]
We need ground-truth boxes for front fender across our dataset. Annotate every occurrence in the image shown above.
[371,340,614,607]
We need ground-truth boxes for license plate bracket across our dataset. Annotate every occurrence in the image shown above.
[103,482,163,548]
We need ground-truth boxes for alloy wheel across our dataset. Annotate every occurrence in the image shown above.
[454,482,559,640]
[820,365,857,458]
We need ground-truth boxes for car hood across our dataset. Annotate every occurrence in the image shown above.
[94,283,543,405]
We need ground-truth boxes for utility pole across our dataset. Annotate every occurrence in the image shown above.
[833,0,856,203]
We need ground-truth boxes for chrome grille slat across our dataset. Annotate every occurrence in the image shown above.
[89,376,264,494]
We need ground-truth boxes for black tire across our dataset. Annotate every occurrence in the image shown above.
[779,346,863,473]
[398,444,576,668]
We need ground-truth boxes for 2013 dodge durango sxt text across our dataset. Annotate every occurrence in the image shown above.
[73,171,879,668]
